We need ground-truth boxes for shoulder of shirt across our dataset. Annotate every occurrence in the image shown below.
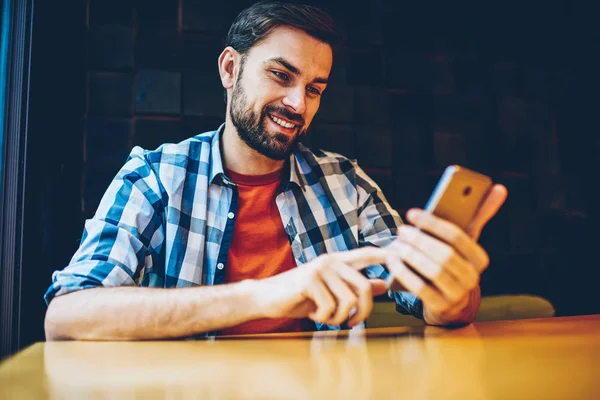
[127,130,216,167]
[294,143,362,185]
[295,143,359,171]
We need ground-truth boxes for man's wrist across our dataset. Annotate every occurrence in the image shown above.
[240,279,267,320]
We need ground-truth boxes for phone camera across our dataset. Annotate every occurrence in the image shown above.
[463,186,472,196]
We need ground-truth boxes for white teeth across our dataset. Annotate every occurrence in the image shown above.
[270,114,295,129]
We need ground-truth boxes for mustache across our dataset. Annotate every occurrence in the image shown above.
[263,105,305,126]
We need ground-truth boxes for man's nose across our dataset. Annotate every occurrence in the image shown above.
[282,87,306,115]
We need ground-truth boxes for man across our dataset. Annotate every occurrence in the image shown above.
[44,1,507,340]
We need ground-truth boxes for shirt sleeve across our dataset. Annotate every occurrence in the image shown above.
[353,163,424,319]
[44,147,167,304]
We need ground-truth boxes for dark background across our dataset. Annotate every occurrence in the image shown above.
[19,0,599,349]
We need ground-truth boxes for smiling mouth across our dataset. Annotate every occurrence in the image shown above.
[268,113,299,130]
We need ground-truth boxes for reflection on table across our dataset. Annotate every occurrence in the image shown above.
[1,315,599,399]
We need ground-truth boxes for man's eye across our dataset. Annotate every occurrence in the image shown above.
[307,86,321,96]
[272,71,289,81]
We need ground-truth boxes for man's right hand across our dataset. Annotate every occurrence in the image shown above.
[251,248,390,327]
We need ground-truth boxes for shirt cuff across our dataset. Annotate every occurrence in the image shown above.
[389,290,424,320]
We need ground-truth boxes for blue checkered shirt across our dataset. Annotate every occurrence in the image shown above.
[44,125,423,331]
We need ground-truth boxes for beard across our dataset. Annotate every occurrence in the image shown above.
[229,76,307,161]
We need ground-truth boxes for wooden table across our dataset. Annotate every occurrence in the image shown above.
[1,315,599,399]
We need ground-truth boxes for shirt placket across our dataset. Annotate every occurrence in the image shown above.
[213,182,239,285]
[276,191,306,266]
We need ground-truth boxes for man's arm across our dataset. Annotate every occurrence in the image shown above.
[45,248,394,341]
[44,281,261,340]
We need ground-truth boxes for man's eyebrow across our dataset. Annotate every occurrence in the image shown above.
[268,57,328,85]
[270,57,300,75]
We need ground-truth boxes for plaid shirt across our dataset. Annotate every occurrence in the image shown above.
[45,125,423,332]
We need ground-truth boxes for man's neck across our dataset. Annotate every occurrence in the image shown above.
[221,118,286,176]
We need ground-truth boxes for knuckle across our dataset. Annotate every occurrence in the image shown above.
[358,280,371,296]
[308,267,321,280]
[339,296,352,312]
[428,294,445,310]
[343,299,354,310]
[397,261,412,278]
[311,312,323,323]
[316,262,334,275]
[428,300,444,313]
[325,301,336,314]
[343,300,357,318]
[318,254,334,265]
[349,292,359,306]
[464,279,476,292]
[317,311,331,323]
[385,252,400,270]
[338,305,351,321]
[416,286,430,300]
[399,243,415,261]
[409,230,422,247]
[441,247,456,269]
[449,290,464,304]
[449,227,466,246]
[440,304,452,314]
[469,276,480,290]
[423,258,441,281]
[437,296,452,310]
[315,302,332,317]
[431,261,443,279]
[411,278,425,295]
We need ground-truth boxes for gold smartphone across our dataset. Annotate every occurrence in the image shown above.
[386,165,493,291]
[424,165,493,231]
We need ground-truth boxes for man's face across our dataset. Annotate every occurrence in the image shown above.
[229,26,333,160]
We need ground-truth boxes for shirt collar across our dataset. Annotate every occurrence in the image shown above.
[286,150,305,191]
[208,124,226,184]
[209,123,305,191]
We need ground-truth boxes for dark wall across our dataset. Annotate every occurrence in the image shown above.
[20,0,599,347]
[21,0,86,349]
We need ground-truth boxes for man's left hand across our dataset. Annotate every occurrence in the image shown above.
[386,184,508,325]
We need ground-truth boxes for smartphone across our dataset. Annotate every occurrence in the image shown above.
[386,165,493,291]
[424,165,493,231]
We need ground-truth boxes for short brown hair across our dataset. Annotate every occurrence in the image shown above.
[225,1,343,56]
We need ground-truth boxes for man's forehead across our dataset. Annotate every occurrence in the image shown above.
[247,26,333,75]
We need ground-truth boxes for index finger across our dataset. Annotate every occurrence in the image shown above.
[333,247,389,270]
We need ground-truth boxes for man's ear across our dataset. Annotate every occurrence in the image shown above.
[218,46,239,91]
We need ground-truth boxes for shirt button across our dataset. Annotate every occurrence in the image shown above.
[217,263,224,270]
[227,212,235,219]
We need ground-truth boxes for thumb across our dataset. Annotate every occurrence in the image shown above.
[467,184,508,241]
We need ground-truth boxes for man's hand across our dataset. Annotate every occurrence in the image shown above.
[386,184,508,325]
[252,248,389,327]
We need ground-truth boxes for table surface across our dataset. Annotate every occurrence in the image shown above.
[1,314,599,399]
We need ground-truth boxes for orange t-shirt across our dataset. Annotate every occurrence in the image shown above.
[220,167,302,335]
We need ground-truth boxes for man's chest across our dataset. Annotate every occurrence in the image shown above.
[159,182,361,286]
